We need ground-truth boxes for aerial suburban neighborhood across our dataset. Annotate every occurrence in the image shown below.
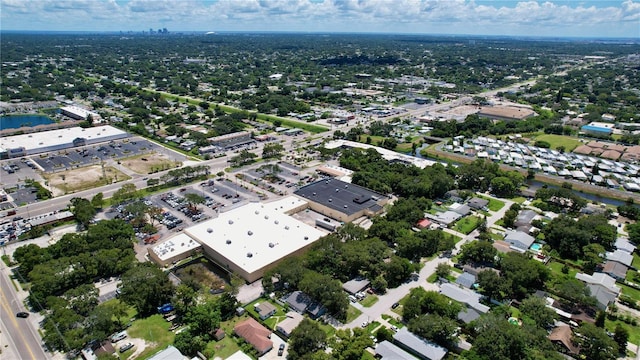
[1,12,640,360]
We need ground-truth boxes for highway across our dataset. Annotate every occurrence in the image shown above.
[0,261,48,360]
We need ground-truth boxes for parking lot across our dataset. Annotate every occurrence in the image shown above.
[32,138,157,173]
[242,161,317,196]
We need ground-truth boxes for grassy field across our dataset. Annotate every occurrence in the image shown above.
[120,152,181,174]
[477,194,506,211]
[532,134,583,152]
[620,284,640,302]
[453,215,482,234]
[360,295,379,308]
[606,318,640,344]
[127,314,175,359]
[633,253,640,269]
[347,305,363,323]
[547,261,579,279]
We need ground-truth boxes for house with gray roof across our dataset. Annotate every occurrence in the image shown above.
[457,308,481,324]
[342,278,370,295]
[276,311,304,338]
[606,249,633,267]
[575,272,621,310]
[514,209,538,227]
[375,340,418,360]
[283,291,311,313]
[455,272,476,289]
[602,261,628,281]
[393,328,448,360]
[440,283,490,314]
[504,230,535,252]
[254,302,277,320]
[615,238,636,254]
[468,197,489,210]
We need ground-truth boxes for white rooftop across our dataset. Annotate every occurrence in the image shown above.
[151,233,201,262]
[185,198,326,275]
[0,125,127,152]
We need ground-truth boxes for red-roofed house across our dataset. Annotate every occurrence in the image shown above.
[234,318,273,356]
[416,219,432,229]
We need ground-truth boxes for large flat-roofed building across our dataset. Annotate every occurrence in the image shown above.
[148,233,202,267]
[325,140,440,169]
[0,126,128,157]
[208,131,253,150]
[166,197,325,283]
[294,178,387,223]
[477,106,536,121]
[60,106,102,122]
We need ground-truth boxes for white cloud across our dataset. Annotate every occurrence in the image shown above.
[0,0,638,37]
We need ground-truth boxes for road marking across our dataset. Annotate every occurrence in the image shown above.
[0,276,37,359]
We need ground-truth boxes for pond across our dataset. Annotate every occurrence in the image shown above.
[0,115,54,130]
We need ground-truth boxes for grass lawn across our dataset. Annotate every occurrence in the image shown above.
[244,298,287,330]
[347,305,363,323]
[510,196,527,204]
[620,284,640,302]
[127,314,174,359]
[453,215,482,235]
[548,261,579,278]
[477,195,506,211]
[318,320,337,338]
[633,253,640,269]
[360,295,379,308]
[427,273,438,283]
[381,314,404,329]
[205,315,249,359]
[446,232,463,244]
[606,318,640,344]
[533,134,583,152]
[364,321,381,333]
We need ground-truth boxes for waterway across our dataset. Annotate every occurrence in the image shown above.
[0,115,54,130]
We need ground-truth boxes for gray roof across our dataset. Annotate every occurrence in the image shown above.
[606,249,633,266]
[575,272,620,295]
[294,178,385,216]
[375,340,418,360]
[147,346,187,360]
[615,238,636,254]
[602,261,628,279]
[342,278,371,295]
[455,272,477,289]
[452,204,471,216]
[504,230,536,251]
[457,308,481,324]
[431,211,461,225]
[515,210,537,226]
[284,291,311,313]
[468,197,489,210]
[394,328,448,360]
[586,284,618,310]
[440,283,490,313]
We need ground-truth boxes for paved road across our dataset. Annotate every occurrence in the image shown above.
[0,263,49,360]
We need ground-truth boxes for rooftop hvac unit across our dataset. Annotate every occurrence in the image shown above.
[207,228,213,233]
[226,239,232,244]
[247,252,253,258]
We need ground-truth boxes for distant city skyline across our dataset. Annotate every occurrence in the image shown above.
[1,0,639,38]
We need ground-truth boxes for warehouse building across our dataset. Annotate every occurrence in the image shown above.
[0,126,128,158]
[149,197,326,283]
[477,106,536,121]
[294,178,387,223]
[60,105,102,122]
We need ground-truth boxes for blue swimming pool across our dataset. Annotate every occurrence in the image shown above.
[530,243,542,251]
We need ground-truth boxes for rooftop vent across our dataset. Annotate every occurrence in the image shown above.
[264,215,269,219]
[285,225,290,230]
[228,220,234,225]
[248,230,253,236]
[247,252,253,258]
[269,243,275,248]
[255,210,259,215]
[226,239,232,244]
[304,236,309,240]
[274,220,279,225]
[207,228,213,233]
[344,205,348,208]
[335,188,339,192]
[328,198,332,202]
[345,185,348,188]
[313,192,316,196]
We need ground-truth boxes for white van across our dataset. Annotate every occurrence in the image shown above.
[348,295,357,303]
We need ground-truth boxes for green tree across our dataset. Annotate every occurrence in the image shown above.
[183,193,205,213]
[174,329,207,357]
[435,263,451,280]
[613,324,629,354]
[70,197,96,229]
[262,142,285,159]
[289,318,327,360]
[90,192,104,209]
[118,263,174,316]
[459,241,497,265]
[519,295,556,329]
[329,328,373,360]
[573,323,618,360]
[184,299,220,339]
[408,313,458,348]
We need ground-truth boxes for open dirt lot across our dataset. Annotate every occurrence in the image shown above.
[120,152,182,175]
[44,165,130,196]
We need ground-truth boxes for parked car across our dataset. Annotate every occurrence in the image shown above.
[119,343,134,353]
[16,312,29,318]
[391,302,400,309]
[111,331,127,343]
[278,343,285,356]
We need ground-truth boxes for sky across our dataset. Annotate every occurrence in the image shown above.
[1,0,639,38]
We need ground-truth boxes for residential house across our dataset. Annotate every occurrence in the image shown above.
[467,197,489,210]
[450,203,471,216]
[457,308,482,324]
[445,190,463,203]
[575,272,621,310]
[416,218,432,229]
[393,328,448,360]
[602,261,628,280]
[462,265,500,277]
[455,272,476,289]
[375,340,418,360]
[147,346,188,360]
[548,325,580,356]
[233,318,273,356]
[306,301,327,319]
[606,249,633,267]
[342,278,371,295]
[254,302,277,320]
[276,312,304,338]
[440,283,490,314]
[503,230,535,253]
[284,291,311,313]
[614,238,636,254]
[514,209,537,228]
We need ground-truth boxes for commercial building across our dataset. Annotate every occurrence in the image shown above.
[60,106,101,122]
[208,131,254,150]
[294,178,387,223]
[325,139,441,169]
[0,126,128,158]
[150,197,326,283]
